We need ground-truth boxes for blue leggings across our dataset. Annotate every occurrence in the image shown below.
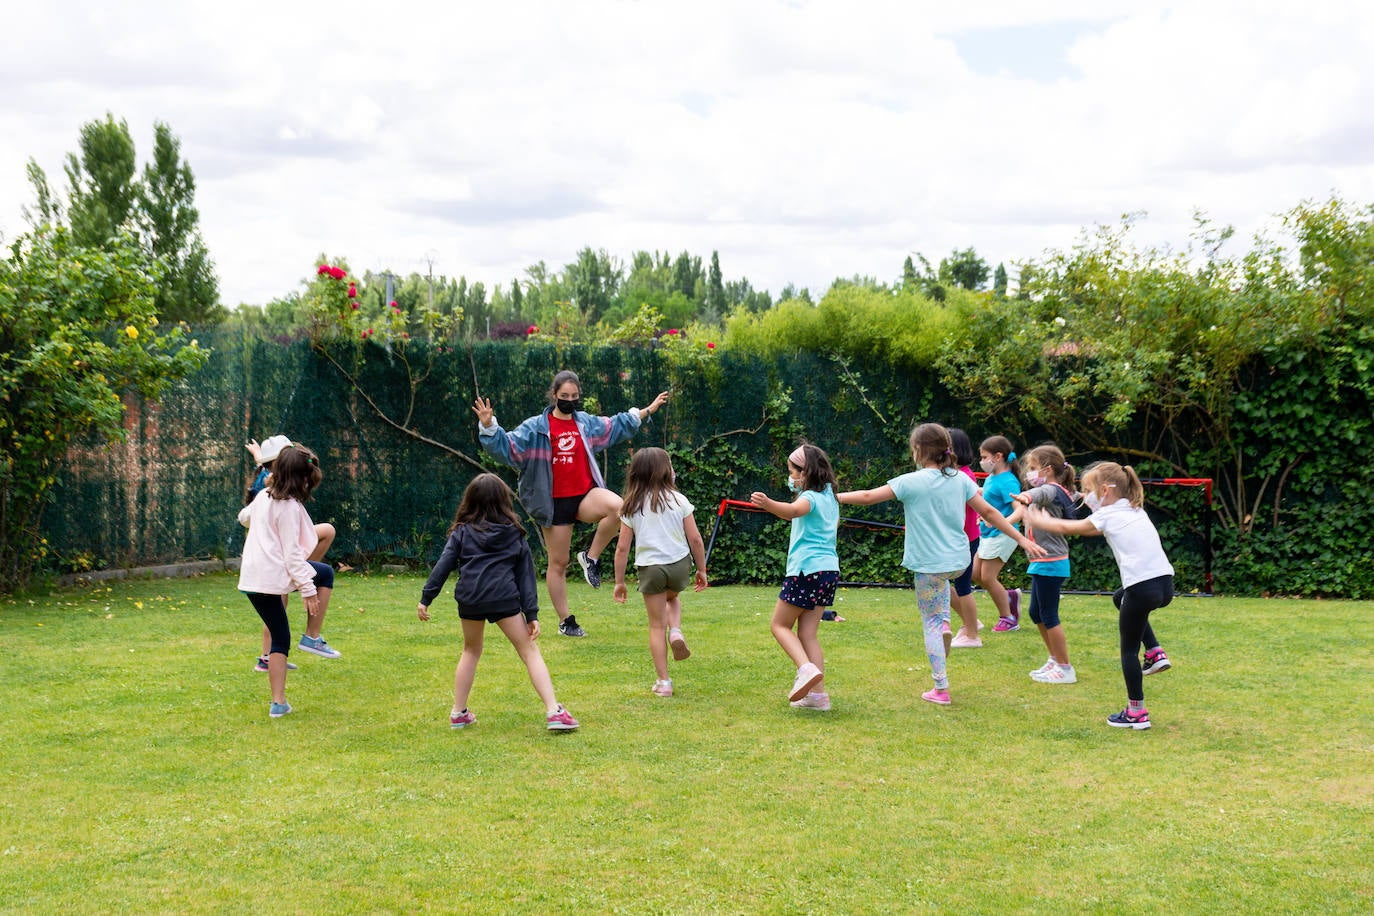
[1026,574,1065,629]
[245,561,334,655]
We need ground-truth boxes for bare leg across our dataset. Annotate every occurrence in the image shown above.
[267,652,288,705]
[577,487,623,561]
[974,556,1011,618]
[309,523,335,562]
[796,605,825,691]
[542,525,573,623]
[952,590,980,633]
[643,593,671,681]
[772,600,824,685]
[1045,624,1071,667]
[303,586,330,639]
[495,614,560,713]
[453,617,485,713]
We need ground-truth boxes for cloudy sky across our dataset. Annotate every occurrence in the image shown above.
[3,1,1373,307]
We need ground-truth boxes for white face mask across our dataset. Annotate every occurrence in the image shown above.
[979,458,995,473]
[787,477,801,493]
[1084,491,1101,511]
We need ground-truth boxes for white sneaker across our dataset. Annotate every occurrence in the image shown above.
[1033,663,1077,684]
[789,662,823,701]
[1029,657,1056,678]
[790,691,831,710]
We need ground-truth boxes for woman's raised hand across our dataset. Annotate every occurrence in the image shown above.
[472,397,494,427]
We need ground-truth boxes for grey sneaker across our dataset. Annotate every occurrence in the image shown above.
[269,701,293,718]
[576,550,602,588]
[558,615,587,638]
[298,635,341,658]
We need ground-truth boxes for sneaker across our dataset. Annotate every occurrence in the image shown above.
[789,662,824,702]
[1107,708,1151,730]
[790,690,831,710]
[821,609,846,622]
[269,701,293,718]
[1006,588,1021,624]
[558,615,587,638]
[1033,663,1077,684]
[450,709,476,729]
[942,620,953,655]
[992,616,1019,632]
[255,655,297,672]
[298,635,341,659]
[546,705,580,730]
[1028,657,1055,677]
[951,629,983,649]
[977,619,984,631]
[669,629,691,661]
[652,679,673,697]
[1143,650,1172,676]
[921,687,951,705]
[576,550,602,588]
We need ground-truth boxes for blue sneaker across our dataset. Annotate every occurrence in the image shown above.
[298,635,341,658]
[255,655,297,672]
[269,701,293,718]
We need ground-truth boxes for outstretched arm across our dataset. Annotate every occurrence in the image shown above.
[971,493,1048,559]
[750,491,812,520]
[1025,505,1100,538]
[837,485,896,506]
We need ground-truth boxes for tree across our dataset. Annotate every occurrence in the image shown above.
[993,263,1008,297]
[139,122,223,324]
[0,226,209,588]
[902,255,918,290]
[939,247,990,291]
[705,251,726,318]
[64,113,139,249]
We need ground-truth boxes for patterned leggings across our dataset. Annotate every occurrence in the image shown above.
[914,571,957,690]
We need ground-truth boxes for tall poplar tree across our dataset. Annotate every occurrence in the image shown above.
[140,122,223,324]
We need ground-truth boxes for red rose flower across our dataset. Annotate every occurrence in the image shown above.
[706,342,715,349]
[527,325,538,335]
[348,284,357,298]
[668,328,679,335]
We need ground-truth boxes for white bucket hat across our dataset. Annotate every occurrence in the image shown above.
[257,435,292,465]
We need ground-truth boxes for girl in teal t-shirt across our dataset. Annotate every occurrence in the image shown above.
[841,424,1041,706]
[750,443,840,710]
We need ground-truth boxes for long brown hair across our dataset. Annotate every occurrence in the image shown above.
[911,423,958,476]
[790,442,838,493]
[449,473,525,534]
[621,447,678,517]
[267,444,321,502]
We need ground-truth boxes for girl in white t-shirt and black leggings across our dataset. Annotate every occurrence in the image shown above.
[1026,461,1175,731]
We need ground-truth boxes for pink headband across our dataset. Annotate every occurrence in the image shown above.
[788,446,807,469]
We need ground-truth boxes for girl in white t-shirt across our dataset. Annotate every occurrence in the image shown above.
[1026,461,1174,731]
[613,448,708,697]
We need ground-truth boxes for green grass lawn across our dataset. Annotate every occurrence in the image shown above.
[0,573,1369,914]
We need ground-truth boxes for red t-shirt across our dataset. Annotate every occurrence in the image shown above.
[548,414,593,498]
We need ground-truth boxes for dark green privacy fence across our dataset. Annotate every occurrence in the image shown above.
[44,330,1221,594]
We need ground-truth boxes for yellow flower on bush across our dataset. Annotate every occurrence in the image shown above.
[125,325,138,339]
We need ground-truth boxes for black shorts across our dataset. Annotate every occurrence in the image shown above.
[458,607,525,624]
[779,570,840,611]
[550,492,589,527]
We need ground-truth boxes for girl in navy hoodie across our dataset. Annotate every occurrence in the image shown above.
[418,473,578,731]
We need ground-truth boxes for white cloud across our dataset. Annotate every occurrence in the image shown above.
[2,0,1373,305]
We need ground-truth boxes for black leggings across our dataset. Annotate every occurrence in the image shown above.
[1115,575,1174,702]
[246,561,334,657]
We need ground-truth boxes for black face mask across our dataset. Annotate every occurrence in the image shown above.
[556,397,581,415]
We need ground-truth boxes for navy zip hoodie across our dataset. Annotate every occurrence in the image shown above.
[420,522,540,621]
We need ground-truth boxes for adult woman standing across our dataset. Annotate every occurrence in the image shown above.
[474,370,669,637]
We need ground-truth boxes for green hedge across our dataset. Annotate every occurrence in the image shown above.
[40,329,1372,598]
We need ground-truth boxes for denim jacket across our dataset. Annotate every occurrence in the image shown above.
[478,406,645,527]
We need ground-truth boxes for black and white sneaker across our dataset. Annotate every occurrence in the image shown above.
[559,615,587,638]
[576,550,602,588]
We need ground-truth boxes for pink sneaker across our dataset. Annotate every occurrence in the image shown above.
[652,678,673,697]
[951,628,983,648]
[789,662,824,702]
[669,629,691,661]
[546,705,579,730]
[450,709,476,729]
[790,691,831,710]
[992,616,1019,632]
[922,687,951,705]
[942,620,953,655]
